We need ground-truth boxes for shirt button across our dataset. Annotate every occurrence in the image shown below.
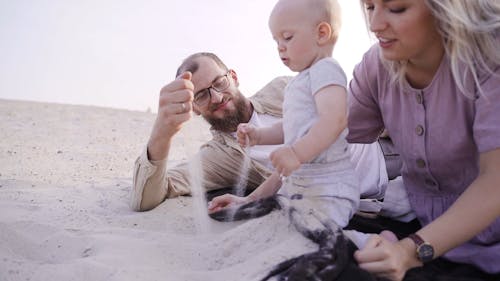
[416,159,426,168]
[425,179,436,186]
[416,93,423,104]
[415,125,424,136]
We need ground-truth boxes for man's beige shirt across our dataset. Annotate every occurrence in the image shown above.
[131,77,290,211]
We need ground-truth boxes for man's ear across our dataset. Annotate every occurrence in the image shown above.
[316,22,332,45]
[228,69,239,87]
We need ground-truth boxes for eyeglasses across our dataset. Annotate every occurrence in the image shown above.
[193,71,231,107]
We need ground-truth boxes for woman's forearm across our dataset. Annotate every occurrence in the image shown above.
[417,148,500,258]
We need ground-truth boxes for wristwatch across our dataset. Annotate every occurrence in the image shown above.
[408,233,434,263]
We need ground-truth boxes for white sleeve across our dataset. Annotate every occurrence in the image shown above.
[349,142,388,199]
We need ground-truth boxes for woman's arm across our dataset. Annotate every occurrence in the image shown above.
[355,148,500,281]
[418,147,500,256]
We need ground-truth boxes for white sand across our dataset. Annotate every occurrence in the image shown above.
[0,99,317,281]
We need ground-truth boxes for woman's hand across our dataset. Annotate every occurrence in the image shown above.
[207,194,250,213]
[354,231,422,281]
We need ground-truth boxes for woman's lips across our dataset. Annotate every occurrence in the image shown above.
[378,37,396,49]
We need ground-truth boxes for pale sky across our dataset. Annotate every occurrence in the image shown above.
[0,0,374,112]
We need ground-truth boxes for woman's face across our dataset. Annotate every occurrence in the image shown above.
[362,0,443,63]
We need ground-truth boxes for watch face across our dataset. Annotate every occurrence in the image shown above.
[418,243,434,263]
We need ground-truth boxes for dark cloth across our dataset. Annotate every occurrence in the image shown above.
[208,193,381,281]
[207,187,500,280]
[345,214,421,240]
[205,186,253,202]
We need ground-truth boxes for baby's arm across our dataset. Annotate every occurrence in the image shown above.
[246,172,282,201]
[292,84,347,163]
[207,172,282,213]
[237,121,284,147]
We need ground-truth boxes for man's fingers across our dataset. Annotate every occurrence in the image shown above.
[177,71,192,81]
[159,72,194,106]
[176,102,191,114]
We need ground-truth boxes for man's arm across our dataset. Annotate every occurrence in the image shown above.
[131,72,194,211]
[132,74,288,211]
[136,148,174,211]
[148,72,194,161]
[131,137,271,211]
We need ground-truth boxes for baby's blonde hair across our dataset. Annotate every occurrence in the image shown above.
[361,0,500,98]
[313,0,342,43]
[275,0,342,43]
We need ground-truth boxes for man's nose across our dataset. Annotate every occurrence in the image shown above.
[209,88,224,103]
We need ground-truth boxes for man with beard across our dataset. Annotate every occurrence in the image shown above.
[130,52,402,216]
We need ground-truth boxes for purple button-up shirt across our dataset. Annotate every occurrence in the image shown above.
[347,45,500,273]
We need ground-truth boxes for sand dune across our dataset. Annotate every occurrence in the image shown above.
[0,99,318,281]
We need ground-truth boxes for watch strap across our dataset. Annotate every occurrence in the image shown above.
[408,233,424,246]
[408,233,434,263]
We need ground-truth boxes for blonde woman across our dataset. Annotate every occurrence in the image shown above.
[348,0,500,280]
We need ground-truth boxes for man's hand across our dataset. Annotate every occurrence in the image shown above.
[207,194,250,213]
[237,123,261,148]
[270,146,301,176]
[148,72,194,160]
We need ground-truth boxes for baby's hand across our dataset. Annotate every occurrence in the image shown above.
[237,123,260,147]
[270,146,301,176]
[207,194,249,213]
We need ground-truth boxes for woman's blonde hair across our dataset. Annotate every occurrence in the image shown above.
[362,0,500,98]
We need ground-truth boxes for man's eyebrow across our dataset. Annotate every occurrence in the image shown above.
[210,73,224,83]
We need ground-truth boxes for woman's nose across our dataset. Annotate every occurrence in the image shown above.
[369,7,388,33]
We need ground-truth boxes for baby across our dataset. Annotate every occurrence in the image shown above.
[210,0,360,232]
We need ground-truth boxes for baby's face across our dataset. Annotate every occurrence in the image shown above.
[269,3,322,72]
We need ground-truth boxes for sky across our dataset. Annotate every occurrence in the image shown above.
[0,0,374,112]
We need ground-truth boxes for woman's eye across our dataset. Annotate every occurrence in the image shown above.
[390,7,406,13]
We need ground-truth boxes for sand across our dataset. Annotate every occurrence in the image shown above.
[0,99,318,281]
